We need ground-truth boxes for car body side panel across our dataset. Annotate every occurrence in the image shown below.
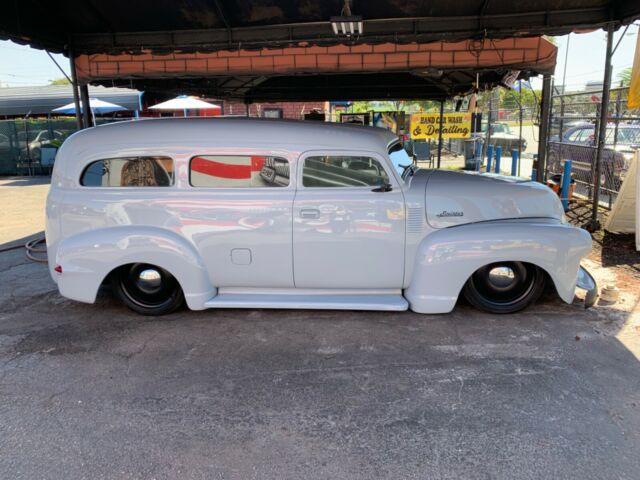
[55,225,214,310]
[292,149,406,289]
[404,221,592,314]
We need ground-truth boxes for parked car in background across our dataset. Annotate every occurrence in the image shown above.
[481,122,527,153]
[548,123,639,188]
[17,129,65,161]
[46,118,596,316]
[0,133,10,151]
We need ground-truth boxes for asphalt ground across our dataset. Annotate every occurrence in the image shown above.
[1,176,640,479]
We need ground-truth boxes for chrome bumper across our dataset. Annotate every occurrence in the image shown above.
[576,266,598,308]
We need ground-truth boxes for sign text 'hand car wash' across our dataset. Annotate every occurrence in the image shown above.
[410,113,472,140]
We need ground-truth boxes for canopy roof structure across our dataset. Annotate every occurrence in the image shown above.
[0,85,141,116]
[52,98,127,115]
[73,37,558,101]
[1,1,637,102]
[2,1,639,55]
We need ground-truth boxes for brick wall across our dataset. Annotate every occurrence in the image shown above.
[222,100,327,119]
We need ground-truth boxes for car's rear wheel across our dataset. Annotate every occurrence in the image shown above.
[462,262,545,314]
[113,263,184,315]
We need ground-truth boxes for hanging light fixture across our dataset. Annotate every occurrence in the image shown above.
[330,0,363,37]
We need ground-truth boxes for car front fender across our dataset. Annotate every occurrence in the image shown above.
[55,225,215,310]
[404,220,592,314]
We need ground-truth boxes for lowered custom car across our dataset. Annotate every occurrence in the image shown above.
[46,118,596,315]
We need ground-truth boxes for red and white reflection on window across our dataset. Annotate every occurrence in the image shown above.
[190,155,289,187]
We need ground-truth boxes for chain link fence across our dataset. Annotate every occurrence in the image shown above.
[546,86,639,216]
[0,118,125,175]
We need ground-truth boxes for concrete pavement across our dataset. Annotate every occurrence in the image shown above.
[1,175,640,479]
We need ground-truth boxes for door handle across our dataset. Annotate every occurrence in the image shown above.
[299,208,320,219]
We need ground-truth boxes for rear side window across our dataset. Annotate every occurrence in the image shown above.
[302,156,389,187]
[190,155,289,187]
[80,157,174,187]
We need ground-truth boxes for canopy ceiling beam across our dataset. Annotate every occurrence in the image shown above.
[69,10,613,55]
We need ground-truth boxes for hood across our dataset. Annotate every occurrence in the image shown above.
[424,170,565,229]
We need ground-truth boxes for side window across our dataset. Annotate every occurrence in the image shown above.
[190,155,289,187]
[80,157,174,187]
[302,155,389,187]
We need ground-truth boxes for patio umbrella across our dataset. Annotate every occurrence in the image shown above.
[52,98,127,124]
[149,95,221,116]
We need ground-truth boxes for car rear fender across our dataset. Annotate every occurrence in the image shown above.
[54,225,214,310]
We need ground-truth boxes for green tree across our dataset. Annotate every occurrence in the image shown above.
[49,77,70,85]
[351,100,439,113]
[617,67,632,87]
[499,87,539,110]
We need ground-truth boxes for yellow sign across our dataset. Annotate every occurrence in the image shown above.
[628,30,640,109]
[410,113,472,139]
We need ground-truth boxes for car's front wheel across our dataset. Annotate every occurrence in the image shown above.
[462,262,545,314]
[113,263,184,315]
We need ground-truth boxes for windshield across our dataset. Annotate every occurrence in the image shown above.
[388,143,413,178]
[482,123,511,134]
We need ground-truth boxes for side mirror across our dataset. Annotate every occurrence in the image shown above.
[372,179,393,192]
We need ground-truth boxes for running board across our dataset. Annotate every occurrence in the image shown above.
[203,294,408,311]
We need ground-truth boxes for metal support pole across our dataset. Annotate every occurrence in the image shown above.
[68,50,83,130]
[494,145,502,173]
[561,160,573,211]
[437,100,444,169]
[590,23,615,230]
[511,149,519,176]
[536,74,552,183]
[517,80,523,175]
[558,37,569,144]
[80,84,92,128]
[486,91,493,161]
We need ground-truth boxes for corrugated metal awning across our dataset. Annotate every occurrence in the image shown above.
[0,85,141,116]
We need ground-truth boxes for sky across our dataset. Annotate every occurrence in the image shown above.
[0,24,638,90]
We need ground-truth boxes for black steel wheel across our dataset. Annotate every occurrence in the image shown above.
[113,263,184,315]
[462,262,545,314]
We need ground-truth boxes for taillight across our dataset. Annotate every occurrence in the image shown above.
[54,265,62,274]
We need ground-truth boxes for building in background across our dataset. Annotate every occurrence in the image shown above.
[0,85,142,119]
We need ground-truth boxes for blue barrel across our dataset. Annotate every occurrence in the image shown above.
[494,145,502,174]
[486,144,494,173]
[561,160,572,211]
[511,149,518,176]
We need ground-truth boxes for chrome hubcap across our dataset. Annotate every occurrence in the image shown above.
[136,268,162,293]
[488,266,516,289]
